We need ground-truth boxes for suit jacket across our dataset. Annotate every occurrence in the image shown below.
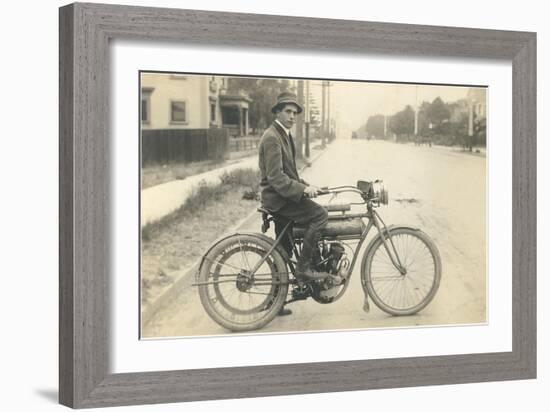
[258,121,308,211]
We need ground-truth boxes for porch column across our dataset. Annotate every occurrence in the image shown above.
[244,108,249,136]
[238,107,243,136]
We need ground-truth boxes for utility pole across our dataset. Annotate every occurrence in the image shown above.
[467,100,475,152]
[305,80,310,158]
[468,101,474,137]
[327,81,331,141]
[321,81,327,147]
[296,80,304,159]
[414,85,419,136]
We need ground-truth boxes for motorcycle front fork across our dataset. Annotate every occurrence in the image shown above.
[371,210,407,275]
[361,211,407,314]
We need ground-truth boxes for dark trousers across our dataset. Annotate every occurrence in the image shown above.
[274,197,328,271]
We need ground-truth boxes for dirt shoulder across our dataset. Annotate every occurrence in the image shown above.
[140,144,327,326]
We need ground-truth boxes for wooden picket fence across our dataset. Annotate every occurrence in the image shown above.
[228,136,261,152]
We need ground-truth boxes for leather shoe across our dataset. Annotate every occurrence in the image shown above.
[277,307,292,316]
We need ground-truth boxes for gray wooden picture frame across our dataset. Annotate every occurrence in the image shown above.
[59,2,536,408]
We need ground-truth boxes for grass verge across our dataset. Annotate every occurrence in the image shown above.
[141,151,259,190]
[141,159,226,190]
[140,168,260,307]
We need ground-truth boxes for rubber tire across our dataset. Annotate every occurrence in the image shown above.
[361,227,441,316]
[198,234,289,331]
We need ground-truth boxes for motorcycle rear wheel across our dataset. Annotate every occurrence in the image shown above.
[362,227,441,316]
[198,234,289,332]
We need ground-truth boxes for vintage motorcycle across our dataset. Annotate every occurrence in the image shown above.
[193,180,441,332]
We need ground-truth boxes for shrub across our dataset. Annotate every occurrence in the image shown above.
[219,168,260,200]
[184,181,228,211]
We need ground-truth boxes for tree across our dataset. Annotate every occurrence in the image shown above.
[366,114,385,138]
[425,97,451,132]
[417,101,432,135]
[387,96,485,148]
[389,105,415,137]
[227,77,293,133]
[225,77,258,130]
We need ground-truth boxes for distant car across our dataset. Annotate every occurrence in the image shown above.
[414,136,432,147]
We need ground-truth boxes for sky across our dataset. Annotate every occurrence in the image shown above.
[307,81,481,137]
[145,72,484,139]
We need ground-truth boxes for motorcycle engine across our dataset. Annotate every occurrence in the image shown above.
[312,242,351,304]
[325,243,345,274]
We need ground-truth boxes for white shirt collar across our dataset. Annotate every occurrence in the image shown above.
[275,119,291,137]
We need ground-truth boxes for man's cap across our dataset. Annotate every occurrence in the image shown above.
[271,91,303,114]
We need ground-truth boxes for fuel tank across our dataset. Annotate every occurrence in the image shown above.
[292,217,365,239]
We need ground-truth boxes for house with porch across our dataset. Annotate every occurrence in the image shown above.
[466,88,487,139]
[140,73,254,165]
[140,73,251,137]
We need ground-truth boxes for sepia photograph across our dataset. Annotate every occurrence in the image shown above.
[139,72,487,338]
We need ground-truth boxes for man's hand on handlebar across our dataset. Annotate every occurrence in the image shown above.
[304,186,320,198]
[304,186,330,198]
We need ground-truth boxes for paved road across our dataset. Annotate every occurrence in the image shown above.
[143,139,486,338]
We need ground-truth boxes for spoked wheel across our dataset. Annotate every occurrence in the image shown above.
[361,227,441,316]
[198,234,289,331]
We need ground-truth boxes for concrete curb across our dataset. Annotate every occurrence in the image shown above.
[141,145,329,328]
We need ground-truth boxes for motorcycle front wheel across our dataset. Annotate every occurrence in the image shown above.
[361,227,441,316]
[198,234,289,332]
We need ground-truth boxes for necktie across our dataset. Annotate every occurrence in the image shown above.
[288,132,295,158]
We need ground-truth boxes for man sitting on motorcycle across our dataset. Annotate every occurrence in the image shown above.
[258,91,329,281]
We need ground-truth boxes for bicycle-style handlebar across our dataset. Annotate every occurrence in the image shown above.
[317,187,331,195]
[317,186,364,197]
